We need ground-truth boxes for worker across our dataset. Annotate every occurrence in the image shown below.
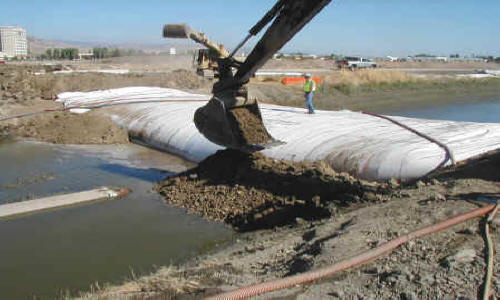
[303,74,316,114]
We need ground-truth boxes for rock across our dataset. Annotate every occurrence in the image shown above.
[244,246,256,253]
[400,292,418,300]
[312,195,321,206]
[431,179,441,185]
[430,193,446,201]
[330,289,344,298]
[388,178,400,188]
[442,249,476,268]
[456,227,476,235]
[295,217,307,225]
[418,274,435,285]
[363,192,379,202]
[399,266,412,280]
[364,267,380,275]
[415,181,426,188]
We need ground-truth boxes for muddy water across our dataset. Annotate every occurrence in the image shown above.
[0,141,232,299]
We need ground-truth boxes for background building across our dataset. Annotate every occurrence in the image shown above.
[0,26,28,58]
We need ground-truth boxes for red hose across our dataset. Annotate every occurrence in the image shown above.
[207,204,495,300]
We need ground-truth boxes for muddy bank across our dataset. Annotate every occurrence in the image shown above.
[0,65,211,101]
[156,149,387,231]
[9,110,129,144]
[86,151,500,299]
[0,65,211,144]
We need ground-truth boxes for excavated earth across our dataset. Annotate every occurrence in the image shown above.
[228,105,273,146]
[0,65,211,144]
[90,151,500,299]
[156,149,388,231]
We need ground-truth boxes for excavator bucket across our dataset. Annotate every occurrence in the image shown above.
[194,97,282,152]
[163,24,191,39]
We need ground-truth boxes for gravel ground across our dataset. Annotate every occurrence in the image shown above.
[85,151,500,300]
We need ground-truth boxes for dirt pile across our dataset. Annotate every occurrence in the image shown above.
[0,65,211,103]
[156,149,388,231]
[11,111,129,144]
[229,104,273,146]
[0,65,42,103]
[0,65,212,144]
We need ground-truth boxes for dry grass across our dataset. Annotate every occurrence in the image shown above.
[324,69,418,88]
[249,69,500,113]
[76,264,237,300]
[318,69,500,97]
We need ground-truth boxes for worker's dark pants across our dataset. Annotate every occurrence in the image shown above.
[305,92,315,113]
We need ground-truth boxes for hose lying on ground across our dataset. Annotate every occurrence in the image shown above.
[482,203,499,300]
[207,204,497,300]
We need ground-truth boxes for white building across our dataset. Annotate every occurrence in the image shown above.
[78,49,94,60]
[0,26,28,58]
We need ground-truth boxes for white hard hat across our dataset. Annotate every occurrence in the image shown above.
[304,73,311,78]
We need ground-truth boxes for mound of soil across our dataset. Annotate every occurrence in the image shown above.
[0,65,211,144]
[229,104,273,146]
[9,110,129,144]
[156,149,388,231]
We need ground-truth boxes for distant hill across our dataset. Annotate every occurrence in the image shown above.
[28,36,199,55]
[27,36,85,55]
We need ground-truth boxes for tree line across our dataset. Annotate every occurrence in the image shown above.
[41,48,79,60]
[37,47,147,60]
[92,48,145,59]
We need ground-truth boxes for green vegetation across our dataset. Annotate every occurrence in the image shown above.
[415,54,434,57]
[42,48,79,60]
[36,47,147,60]
[92,47,145,59]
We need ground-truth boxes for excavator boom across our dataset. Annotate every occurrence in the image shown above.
[224,0,332,90]
[164,0,332,152]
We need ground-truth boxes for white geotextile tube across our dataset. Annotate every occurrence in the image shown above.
[56,87,500,181]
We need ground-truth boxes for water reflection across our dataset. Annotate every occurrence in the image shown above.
[0,141,232,299]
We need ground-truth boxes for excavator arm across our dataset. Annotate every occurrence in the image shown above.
[222,0,331,90]
[164,0,332,151]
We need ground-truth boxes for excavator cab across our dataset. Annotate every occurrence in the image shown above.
[163,0,332,152]
[193,49,216,77]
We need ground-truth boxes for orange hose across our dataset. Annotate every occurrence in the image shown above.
[207,204,495,300]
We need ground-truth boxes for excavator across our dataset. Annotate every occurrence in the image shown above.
[163,0,331,152]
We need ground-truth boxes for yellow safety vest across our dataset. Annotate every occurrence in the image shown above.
[304,80,316,92]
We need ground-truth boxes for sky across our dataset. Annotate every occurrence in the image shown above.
[1,0,499,57]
